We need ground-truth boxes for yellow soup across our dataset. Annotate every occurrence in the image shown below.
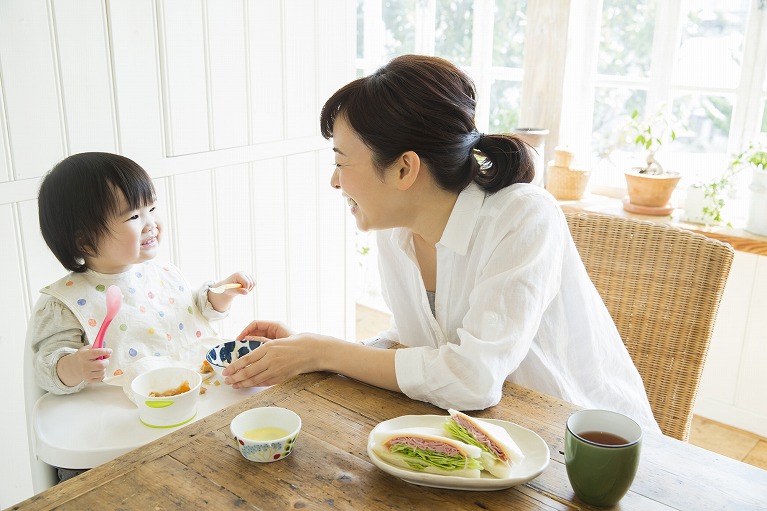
[243,427,290,441]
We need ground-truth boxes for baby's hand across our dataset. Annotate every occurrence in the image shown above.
[58,346,112,387]
[214,272,256,296]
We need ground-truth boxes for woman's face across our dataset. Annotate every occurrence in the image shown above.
[329,115,402,232]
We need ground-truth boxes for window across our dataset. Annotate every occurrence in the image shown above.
[356,0,767,220]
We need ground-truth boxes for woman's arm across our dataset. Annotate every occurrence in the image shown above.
[223,322,399,391]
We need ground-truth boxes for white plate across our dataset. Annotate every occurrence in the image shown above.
[367,414,550,491]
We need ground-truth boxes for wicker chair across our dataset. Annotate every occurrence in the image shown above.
[564,211,734,441]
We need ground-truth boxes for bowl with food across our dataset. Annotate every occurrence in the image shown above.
[230,407,301,462]
[205,339,264,376]
[130,366,202,428]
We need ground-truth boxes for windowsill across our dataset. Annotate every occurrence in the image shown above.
[559,193,767,256]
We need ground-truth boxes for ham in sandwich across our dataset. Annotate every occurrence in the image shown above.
[371,427,483,478]
[444,409,525,478]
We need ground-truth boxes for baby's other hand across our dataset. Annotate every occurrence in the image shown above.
[59,346,112,386]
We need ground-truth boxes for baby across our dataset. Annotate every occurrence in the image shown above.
[28,152,254,399]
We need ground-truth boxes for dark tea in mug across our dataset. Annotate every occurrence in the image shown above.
[577,431,629,446]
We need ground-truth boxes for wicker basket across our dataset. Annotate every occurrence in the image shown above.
[546,164,591,200]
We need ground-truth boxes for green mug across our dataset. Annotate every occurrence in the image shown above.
[565,409,642,507]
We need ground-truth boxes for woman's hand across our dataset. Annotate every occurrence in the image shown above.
[222,332,337,388]
[236,320,294,341]
[57,346,112,387]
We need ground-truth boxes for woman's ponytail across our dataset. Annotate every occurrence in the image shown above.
[473,135,536,193]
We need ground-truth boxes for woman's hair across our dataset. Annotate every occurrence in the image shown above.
[38,152,156,273]
[320,54,535,193]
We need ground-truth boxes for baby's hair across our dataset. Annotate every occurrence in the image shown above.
[38,152,156,272]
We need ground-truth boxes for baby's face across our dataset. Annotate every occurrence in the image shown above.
[85,190,162,274]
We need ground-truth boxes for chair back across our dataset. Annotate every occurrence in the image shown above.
[565,211,734,441]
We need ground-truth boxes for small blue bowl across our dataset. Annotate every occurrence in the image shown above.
[205,339,264,375]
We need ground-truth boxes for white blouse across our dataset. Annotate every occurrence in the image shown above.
[378,183,660,433]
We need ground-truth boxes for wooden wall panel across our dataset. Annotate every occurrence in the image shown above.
[0,0,65,179]
[108,0,165,161]
[159,0,210,155]
[207,0,249,150]
[0,204,34,500]
[283,0,317,138]
[0,78,10,182]
[213,163,257,338]
[246,0,284,143]
[171,171,217,285]
[285,153,319,332]
[250,158,289,322]
[316,149,350,339]
[52,0,117,154]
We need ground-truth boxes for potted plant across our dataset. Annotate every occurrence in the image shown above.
[697,139,767,230]
[620,106,683,215]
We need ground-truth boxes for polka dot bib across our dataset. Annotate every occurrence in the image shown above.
[42,261,217,378]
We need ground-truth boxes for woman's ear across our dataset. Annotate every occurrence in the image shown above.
[396,151,421,190]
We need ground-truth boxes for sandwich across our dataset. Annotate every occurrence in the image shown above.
[444,409,525,478]
[371,427,483,478]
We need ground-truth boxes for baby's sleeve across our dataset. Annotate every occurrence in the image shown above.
[28,295,88,394]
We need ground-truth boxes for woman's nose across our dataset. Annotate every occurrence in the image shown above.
[330,167,341,189]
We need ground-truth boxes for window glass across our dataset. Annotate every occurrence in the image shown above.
[382,0,416,59]
[435,0,474,65]
[672,0,749,89]
[492,0,527,68]
[591,87,647,157]
[597,0,656,78]
[671,93,733,153]
[489,80,521,133]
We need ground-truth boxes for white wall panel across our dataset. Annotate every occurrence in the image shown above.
[317,0,356,107]
[52,0,116,154]
[18,201,68,296]
[246,0,284,143]
[283,0,317,138]
[737,255,767,414]
[316,149,350,339]
[108,0,165,161]
[207,0,249,150]
[0,204,34,506]
[213,163,256,337]
[0,0,65,179]
[697,251,755,404]
[0,78,10,182]
[171,171,217,286]
[250,158,288,322]
[285,153,319,332]
[159,0,210,155]
[152,177,175,264]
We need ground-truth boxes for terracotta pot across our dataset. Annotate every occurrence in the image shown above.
[624,170,681,207]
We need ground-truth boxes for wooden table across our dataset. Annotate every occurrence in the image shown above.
[9,371,767,510]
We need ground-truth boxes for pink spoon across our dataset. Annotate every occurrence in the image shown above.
[93,285,122,355]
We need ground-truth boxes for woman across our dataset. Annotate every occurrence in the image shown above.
[224,55,659,432]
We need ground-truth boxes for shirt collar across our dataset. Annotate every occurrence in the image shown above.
[438,182,486,256]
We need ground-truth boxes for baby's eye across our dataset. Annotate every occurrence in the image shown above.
[149,207,156,212]
[128,214,139,221]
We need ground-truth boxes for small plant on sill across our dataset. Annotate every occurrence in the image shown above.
[622,106,682,176]
[701,140,767,225]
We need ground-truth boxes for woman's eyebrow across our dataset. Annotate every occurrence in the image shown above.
[333,148,346,156]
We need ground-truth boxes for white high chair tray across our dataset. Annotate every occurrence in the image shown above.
[32,378,266,469]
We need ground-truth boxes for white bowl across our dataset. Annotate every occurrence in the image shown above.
[205,339,263,375]
[131,367,202,428]
[230,407,301,462]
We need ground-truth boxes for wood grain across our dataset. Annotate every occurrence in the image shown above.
[10,372,767,511]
